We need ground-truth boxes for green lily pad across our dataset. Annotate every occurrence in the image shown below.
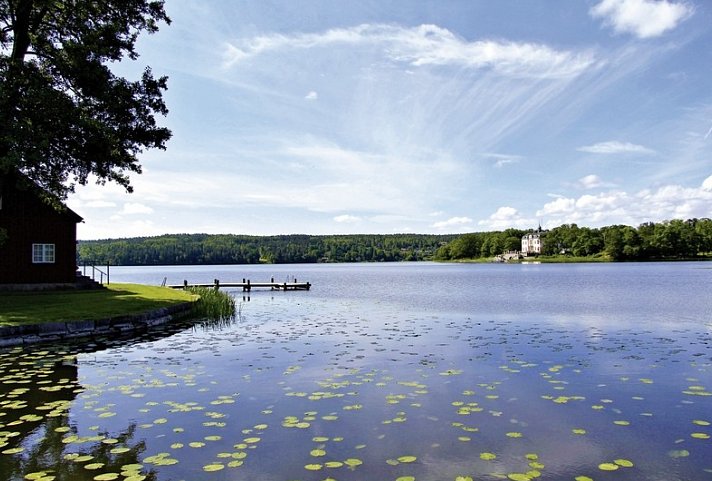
[93,474,119,481]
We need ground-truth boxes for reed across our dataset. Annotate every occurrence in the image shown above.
[187,287,236,321]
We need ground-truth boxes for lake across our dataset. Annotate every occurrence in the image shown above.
[1,262,711,481]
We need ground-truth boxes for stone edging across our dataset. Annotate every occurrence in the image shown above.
[0,302,194,347]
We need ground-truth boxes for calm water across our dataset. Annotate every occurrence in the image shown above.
[1,262,711,481]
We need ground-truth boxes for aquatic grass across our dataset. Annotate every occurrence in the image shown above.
[187,287,236,322]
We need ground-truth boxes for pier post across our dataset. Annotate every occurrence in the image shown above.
[214,279,220,290]
[247,279,251,292]
[183,280,188,289]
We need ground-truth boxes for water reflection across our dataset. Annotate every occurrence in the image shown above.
[1,264,711,481]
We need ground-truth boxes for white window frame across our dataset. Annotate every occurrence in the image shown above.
[32,243,56,264]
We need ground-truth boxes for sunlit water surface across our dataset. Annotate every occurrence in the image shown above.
[1,262,711,481]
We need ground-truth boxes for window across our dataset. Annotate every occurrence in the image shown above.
[32,244,55,263]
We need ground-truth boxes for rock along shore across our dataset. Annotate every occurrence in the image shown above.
[0,302,194,347]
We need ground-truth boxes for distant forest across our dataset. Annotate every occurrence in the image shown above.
[77,218,712,266]
[78,233,458,265]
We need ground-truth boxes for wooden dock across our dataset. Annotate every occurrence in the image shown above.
[167,278,311,292]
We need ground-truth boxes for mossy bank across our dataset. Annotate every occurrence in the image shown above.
[0,283,209,346]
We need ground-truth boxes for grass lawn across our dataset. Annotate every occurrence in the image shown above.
[0,283,197,326]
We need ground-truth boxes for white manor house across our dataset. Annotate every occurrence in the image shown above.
[521,227,546,256]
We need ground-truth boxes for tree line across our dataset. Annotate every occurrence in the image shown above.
[78,218,712,266]
[434,218,712,261]
[78,233,458,265]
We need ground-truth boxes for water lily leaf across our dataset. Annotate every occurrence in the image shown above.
[345,458,363,467]
[2,447,24,454]
[691,433,710,439]
[507,473,531,481]
[397,456,417,463]
[93,474,119,481]
[480,452,496,460]
[304,464,323,471]
[396,477,415,481]
[203,463,225,472]
[614,459,634,467]
[598,463,619,471]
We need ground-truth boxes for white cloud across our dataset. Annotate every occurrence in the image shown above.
[590,0,693,39]
[432,216,473,229]
[119,202,154,215]
[578,175,603,189]
[537,176,712,227]
[223,24,596,79]
[334,214,362,223]
[702,174,712,191]
[478,207,534,230]
[82,200,117,208]
[577,174,605,189]
[305,91,318,100]
[577,140,656,154]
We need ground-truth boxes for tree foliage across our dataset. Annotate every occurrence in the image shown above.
[78,234,457,266]
[0,0,171,199]
[436,219,712,262]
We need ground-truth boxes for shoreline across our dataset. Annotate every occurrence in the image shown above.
[0,302,194,347]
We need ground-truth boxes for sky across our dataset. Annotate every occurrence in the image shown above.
[67,0,712,240]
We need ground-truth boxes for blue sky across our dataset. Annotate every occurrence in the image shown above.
[67,0,712,239]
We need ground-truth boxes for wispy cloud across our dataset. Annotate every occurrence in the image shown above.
[577,140,656,154]
[432,216,473,230]
[119,202,154,215]
[223,24,596,79]
[590,0,693,39]
[334,214,361,223]
[481,153,523,168]
[305,91,318,100]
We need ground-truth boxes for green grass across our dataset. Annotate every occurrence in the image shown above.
[0,283,197,326]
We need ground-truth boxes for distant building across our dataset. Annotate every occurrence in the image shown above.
[521,226,545,256]
[0,171,83,286]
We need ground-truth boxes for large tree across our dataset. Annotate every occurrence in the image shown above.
[0,0,171,200]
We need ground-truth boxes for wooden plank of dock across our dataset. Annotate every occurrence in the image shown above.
[167,279,311,291]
